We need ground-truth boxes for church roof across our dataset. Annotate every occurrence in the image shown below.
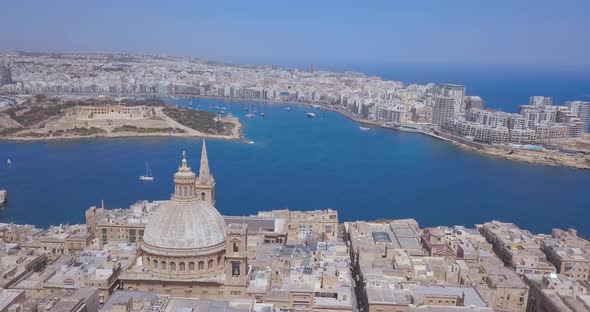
[142,199,226,250]
[142,146,225,253]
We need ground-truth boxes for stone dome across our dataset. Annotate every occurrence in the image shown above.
[142,149,226,258]
[142,199,227,255]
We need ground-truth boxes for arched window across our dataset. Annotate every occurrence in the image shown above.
[179,262,186,271]
[153,260,158,269]
[170,262,176,271]
[201,192,205,200]
[233,242,239,253]
[146,257,151,267]
[183,186,188,197]
[161,261,167,270]
[189,261,195,271]
[198,261,205,271]
[208,259,214,269]
[217,255,222,266]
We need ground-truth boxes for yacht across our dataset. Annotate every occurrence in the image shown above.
[306,112,316,118]
[139,161,154,181]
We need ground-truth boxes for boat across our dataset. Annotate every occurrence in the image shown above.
[247,140,255,144]
[285,107,291,111]
[139,161,154,181]
[188,100,193,107]
[306,112,316,118]
[359,126,370,131]
[260,112,265,117]
[311,104,322,109]
[245,103,255,118]
[6,158,11,165]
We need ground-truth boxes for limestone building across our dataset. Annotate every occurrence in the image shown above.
[120,141,249,299]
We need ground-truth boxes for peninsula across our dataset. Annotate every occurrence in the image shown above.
[0,95,241,140]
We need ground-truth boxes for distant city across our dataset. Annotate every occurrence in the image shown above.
[1,52,589,169]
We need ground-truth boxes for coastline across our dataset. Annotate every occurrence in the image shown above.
[0,103,244,142]
[322,105,590,170]
[2,93,588,169]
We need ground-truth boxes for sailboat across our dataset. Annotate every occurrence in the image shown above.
[245,103,255,118]
[6,158,11,166]
[139,161,154,181]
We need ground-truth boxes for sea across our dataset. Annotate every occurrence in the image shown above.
[1,63,589,236]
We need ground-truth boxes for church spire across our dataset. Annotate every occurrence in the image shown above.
[196,140,216,205]
[199,139,212,181]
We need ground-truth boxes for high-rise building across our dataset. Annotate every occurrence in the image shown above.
[432,96,455,127]
[437,84,465,113]
[566,101,590,133]
[529,96,553,106]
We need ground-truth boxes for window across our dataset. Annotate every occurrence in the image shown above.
[153,260,158,269]
[198,261,204,271]
[201,192,206,200]
[179,262,185,271]
[146,257,150,267]
[233,242,239,253]
[189,261,195,271]
[232,261,240,277]
[230,291,241,296]
[170,262,176,271]
[217,255,222,266]
[161,261,167,270]
[208,259,214,269]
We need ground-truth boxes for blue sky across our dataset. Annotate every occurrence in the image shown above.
[1,0,589,66]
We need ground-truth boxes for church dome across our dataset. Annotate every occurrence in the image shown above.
[142,149,226,257]
[142,199,226,253]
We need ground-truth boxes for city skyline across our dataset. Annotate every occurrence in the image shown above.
[1,0,590,66]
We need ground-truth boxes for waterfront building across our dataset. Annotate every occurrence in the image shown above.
[566,101,590,133]
[464,95,485,111]
[410,104,432,123]
[432,96,456,127]
[437,84,466,114]
[530,96,554,106]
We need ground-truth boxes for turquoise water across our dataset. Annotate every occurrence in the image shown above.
[1,97,589,236]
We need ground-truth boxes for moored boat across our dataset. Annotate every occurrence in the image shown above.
[139,161,154,181]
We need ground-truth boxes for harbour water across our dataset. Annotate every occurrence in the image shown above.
[1,65,590,236]
[1,98,589,236]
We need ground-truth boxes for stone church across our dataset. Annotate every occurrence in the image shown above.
[120,140,249,299]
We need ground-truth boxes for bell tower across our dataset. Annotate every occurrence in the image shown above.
[195,139,216,205]
[224,223,248,298]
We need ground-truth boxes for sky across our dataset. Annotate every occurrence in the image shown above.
[1,0,589,67]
